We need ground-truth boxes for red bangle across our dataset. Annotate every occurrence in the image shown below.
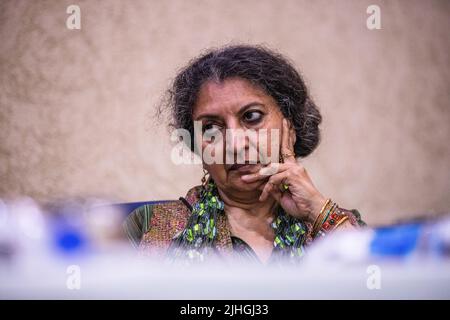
[321,207,347,232]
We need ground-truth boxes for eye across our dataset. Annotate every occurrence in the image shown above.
[242,110,263,124]
[202,123,222,136]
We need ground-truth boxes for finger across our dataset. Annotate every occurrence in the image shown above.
[289,123,297,149]
[268,186,282,202]
[241,162,293,183]
[266,170,291,187]
[241,172,270,183]
[259,171,290,201]
[280,119,290,158]
[259,181,275,202]
[257,182,266,191]
[259,182,282,202]
[241,172,268,183]
[281,119,296,164]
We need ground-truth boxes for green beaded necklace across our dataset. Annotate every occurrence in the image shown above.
[168,181,308,264]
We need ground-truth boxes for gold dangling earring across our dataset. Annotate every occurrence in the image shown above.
[201,169,209,187]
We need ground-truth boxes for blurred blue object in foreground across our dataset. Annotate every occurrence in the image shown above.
[50,217,88,255]
[370,223,421,257]
[370,219,450,258]
[305,215,450,264]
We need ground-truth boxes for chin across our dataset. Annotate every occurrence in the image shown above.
[230,178,264,193]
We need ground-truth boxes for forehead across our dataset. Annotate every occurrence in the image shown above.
[193,77,277,118]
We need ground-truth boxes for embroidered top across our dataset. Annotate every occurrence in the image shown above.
[123,185,365,263]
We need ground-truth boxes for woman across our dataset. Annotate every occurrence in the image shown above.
[125,45,365,265]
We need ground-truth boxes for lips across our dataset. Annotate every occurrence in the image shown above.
[228,163,261,173]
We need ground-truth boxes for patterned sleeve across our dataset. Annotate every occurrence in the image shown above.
[303,207,367,245]
[122,204,155,248]
[340,208,367,227]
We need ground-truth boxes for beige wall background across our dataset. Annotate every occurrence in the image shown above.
[1,0,449,226]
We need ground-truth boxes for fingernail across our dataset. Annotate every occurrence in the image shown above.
[260,165,277,176]
[241,174,250,180]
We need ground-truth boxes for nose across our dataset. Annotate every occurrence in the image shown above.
[225,123,257,164]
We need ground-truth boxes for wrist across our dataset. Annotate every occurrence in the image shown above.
[310,199,350,237]
[307,194,328,224]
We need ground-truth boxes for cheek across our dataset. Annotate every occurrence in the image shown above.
[203,163,226,182]
[201,137,226,163]
[258,123,283,160]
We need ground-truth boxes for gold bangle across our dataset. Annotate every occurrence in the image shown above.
[314,202,333,232]
[334,216,349,229]
[314,202,336,236]
[312,199,333,237]
[321,203,337,225]
[318,198,331,217]
[312,199,330,230]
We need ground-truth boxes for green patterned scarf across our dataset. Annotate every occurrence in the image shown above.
[168,180,308,264]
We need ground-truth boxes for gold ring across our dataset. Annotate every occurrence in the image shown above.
[282,152,295,157]
[280,178,289,192]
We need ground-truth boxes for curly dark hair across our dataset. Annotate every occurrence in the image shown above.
[161,44,322,158]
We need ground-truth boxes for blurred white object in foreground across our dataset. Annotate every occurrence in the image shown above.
[0,197,449,299]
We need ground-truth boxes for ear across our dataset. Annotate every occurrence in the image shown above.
[287,119,297,147]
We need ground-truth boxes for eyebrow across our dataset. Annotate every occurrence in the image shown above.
[194,102,266,121]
